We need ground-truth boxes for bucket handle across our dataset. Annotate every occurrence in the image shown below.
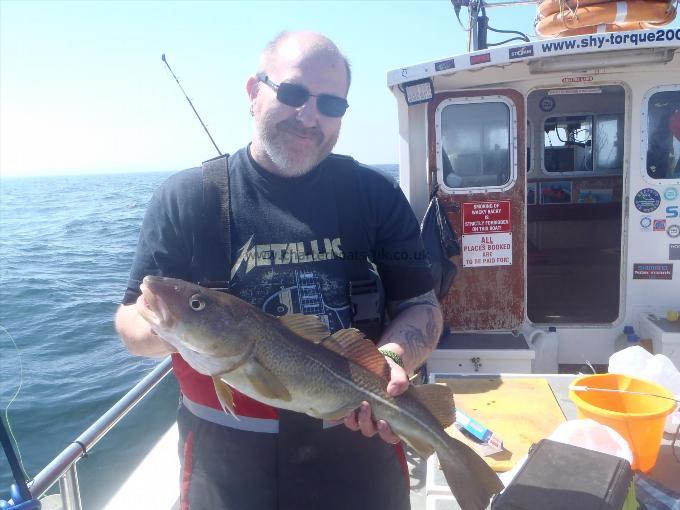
[569,385,680,404]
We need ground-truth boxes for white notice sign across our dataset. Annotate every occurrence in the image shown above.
[462,233,513,268]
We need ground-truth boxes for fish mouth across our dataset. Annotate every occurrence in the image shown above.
[139,281,173,330]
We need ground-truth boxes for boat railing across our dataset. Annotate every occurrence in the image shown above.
[25,356,173,510]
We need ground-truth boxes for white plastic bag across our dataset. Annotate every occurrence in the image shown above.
[547,419,634,464]
[499,419,633,487]
[608,345,680,433]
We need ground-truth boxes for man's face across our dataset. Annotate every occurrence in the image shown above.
[249,49,348,177]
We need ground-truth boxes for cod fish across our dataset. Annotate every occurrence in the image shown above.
[139,275,503,510]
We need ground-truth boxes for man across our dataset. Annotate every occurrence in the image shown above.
[116,31,442,510]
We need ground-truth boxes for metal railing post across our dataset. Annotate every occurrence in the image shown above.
[58,465,82,510]
[26,357,173,501]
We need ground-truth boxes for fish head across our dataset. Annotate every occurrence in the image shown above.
[139,276,255,361]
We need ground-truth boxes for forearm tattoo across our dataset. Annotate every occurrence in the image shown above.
[383,291,443,368]
[400,306,440,364]
[401,330,426,362]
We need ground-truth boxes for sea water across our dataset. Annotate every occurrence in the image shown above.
[0,164,398,507]
[0,171,181,507]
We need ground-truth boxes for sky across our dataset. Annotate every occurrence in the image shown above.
[1,0,678,177]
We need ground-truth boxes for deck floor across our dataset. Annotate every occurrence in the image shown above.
[101,424,436,510]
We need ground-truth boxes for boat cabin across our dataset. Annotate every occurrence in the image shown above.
[388,29,680,371]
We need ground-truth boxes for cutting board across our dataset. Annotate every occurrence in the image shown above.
[437,377,566,472]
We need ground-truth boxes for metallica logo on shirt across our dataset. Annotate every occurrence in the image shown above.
[231,234,344,279]
[228,234,352,333]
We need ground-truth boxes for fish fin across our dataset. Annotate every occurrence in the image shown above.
[412,383,455,428]
[212,376,239,419]
[308,404,358,421]
[243,359,292,402]
[399,431,436,458]
[321,329,390,379]
[436,434,503,510]
[279,313,329,342]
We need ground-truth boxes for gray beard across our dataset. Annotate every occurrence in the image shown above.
[258,118,339,177]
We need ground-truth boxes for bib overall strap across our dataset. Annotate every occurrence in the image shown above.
[328,157,384,340]
[200,153,231,291]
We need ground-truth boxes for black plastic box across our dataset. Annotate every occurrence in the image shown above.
[491,439,633,510]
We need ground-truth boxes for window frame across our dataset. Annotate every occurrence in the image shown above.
[540,112,625,176]
[641,84,680,184]
[542,113,595,174]
[435,95,518,194]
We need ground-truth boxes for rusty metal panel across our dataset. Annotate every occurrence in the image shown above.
[428,89,526,331]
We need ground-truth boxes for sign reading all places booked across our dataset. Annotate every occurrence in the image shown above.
[462,201,512,267]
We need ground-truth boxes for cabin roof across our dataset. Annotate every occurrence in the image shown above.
[387,28,680,86]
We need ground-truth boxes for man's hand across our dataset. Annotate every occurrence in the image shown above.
[342,357,408,445]
[115,298,176,357]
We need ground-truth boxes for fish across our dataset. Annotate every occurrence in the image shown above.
[138,275,503,510]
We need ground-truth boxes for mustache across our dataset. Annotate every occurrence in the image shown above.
[277,119,324,143]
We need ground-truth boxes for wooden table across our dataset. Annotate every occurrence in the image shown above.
[421,373,679,510]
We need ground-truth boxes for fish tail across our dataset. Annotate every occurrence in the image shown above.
[436,434,504,510]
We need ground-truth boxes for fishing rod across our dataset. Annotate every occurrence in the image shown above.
[161,54,222,156]
[0,415,39,509]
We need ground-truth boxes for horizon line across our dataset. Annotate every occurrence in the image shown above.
[0,163,399,179]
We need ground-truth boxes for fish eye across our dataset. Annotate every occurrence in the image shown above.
[189,294,206,311]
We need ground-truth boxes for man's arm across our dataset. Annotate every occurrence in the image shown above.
[115,297,175,358]
[343,290,443,443]
[380,290,443,373]
[114,170,199,358]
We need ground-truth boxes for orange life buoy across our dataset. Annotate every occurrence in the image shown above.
[537,0,675,17]
[536,0,676,37]
[551,21,649,37]
[539,0,615,18]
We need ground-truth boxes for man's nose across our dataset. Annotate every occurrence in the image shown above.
[295,98,320,127]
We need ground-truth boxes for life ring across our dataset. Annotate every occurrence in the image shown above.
[551,21,650,37]
[536,0,676,37]
[539,0,614,18]
[538,0,674,18]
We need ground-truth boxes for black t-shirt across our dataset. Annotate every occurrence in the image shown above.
[123,147,433,333]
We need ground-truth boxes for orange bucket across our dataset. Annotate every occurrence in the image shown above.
[569,373,676,472]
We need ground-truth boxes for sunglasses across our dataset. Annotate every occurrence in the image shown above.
[256,73,349,118]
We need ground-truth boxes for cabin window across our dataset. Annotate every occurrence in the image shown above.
[531,86,625,176]
[645,88,680,180]
[438,100,512,190]
[544,115,594,172]
[596,114,624,171]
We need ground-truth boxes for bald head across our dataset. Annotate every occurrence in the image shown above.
[258,31,351,92]
[247,31,350,177]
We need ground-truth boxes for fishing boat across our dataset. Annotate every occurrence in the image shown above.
[392,0,680,378]
[3,1,679,509]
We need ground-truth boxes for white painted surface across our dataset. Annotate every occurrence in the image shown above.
[389,37,680,367]
[426,349,534,374]
[103,423,179,510]
[638,314,680,369]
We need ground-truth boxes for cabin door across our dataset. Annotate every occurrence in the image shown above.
[525,85,625,324]
[429,90,526,331]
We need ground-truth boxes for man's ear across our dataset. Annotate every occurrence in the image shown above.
[246,76,260,101]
